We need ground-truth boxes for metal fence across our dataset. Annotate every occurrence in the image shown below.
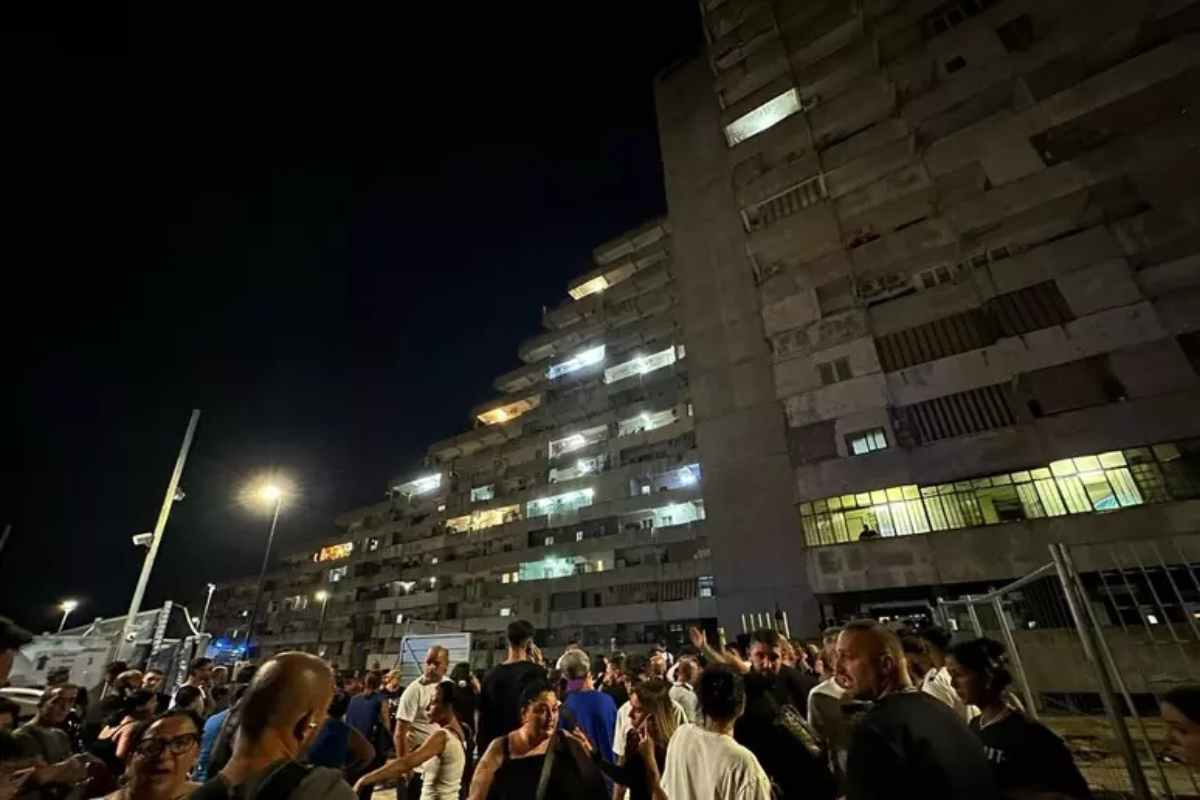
[938,534,1200,799]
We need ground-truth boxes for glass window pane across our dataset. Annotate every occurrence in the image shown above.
[1016,483,1045,518]
[906,499,931,533]
[1074,455,1102,472]
[889,503,914,535]
[886,487,905,502]
[828,496,843,511]
[925,496,951,531]
[1055,476,1093,513]
[1079,471,1117,510]
[1131,463,1170,503]
[814,499,828,513]
[1031,468,1053,480]
[816,515,834,546]
[959,492,985,527]
[875,505,896,536]
[1035,478,1069,517]
[921,486,939,497]
[857,493,872,506]
[939,484,956,496]
[991,474,1013,485]
[1011,470,1031,483]
[1051,459,1077,477]
[972,478,993,489]
[871,490,888,504]
[902,485,920,500]
[1098,451,1127,468]
[1153,443,1182,462]
[831,513,849,543]
[1105,467,1144,507]
[801,516,820,546]
[941,494,969,529]
[1124,447,1153,465]
[799,502,813,515]
[842,494,858,509]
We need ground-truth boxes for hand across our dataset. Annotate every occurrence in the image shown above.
[561,726,594,758]
[634,729,656,763]
[724,646,751,674]
[687,626,706,650]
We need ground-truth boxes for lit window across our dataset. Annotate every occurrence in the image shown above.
[446,504,521,534]
[817,357,853,386]
[544,535,555,546]
[471,484,495,503]
[568,276,609,300]
[576,530,584,542]
[549,424,608,459]
[430,557,439,565]
[429,577,437,587]
[549,455,604,483]
[476,396,540,426]
[501,573,511,584]
[1148,613,1160,625]
[313,542,354,563]
[699,576,715,598]
[328,566,348,583]
[847,429,888,456]
[437,504,446,512]
[394,474,442,497]
[499,607,513,617]
[395,613,405,623]
[547,345,606,380]
[527,488,595,518]
[641,485,651,496]
[604,346,677,385]
[618,408,676,437]
[367,537,380,552]
[724,89,802,147]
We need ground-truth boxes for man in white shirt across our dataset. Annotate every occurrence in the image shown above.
[668,657,699,723]
[396,645,450,800]
[808,627,854,792]
[918,626,968,721]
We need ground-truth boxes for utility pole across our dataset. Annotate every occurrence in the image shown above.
[119,410,201,660]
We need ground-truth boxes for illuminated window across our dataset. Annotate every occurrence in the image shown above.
[604,346,678,385]
[576,530,584,542]
[618,408,677,437]
[499,607,513,617]
[471,484,495,503]
[501,573,511,584]
[394,474,442,497]
[366,537,380,552]
[724,89,802,147]
[549,455,605,483]
[568,276,609,300]
[446,504,521,534]
[314,542,354,562]
[544,535,555,546]
[847,429,888,456]
[476,395,541,426]
[549,424,608,459]
[547,345,606,380]
[328,566,348,583]
[527,488,595,519]
[699,576,715,598]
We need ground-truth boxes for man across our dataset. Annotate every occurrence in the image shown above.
[345,672,390,800]
[198,664,259,780]
[560,650,617,764]
[0,617,30,689]
[193,652,355,800]
[808,627,856,793]
[210,665,231,712]
[918,626,967,720]
[395,645,450,800]
[747,628,815,711]
[602,652,629,710]
[836,620,999,800]
[669,657,699,723]
[142,668,170,713]
[12,689,89,800]
[173,657,214,715]
[478,620,543,750]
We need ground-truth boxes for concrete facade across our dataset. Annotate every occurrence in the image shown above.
[657,0,1200,624]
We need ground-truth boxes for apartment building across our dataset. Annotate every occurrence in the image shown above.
[204,221,717,669]
[655,0,1200,626]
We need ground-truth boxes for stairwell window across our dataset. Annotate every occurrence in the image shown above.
[817,357,853,386]
[847,428,888,456]
[724,89,802,146]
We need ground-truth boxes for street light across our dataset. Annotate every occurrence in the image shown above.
[315,591,330,652]
[199,583,216,633]
[58,600,79,633]
[242,479,289,656]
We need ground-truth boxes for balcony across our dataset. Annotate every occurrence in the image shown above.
[549,597,716,627]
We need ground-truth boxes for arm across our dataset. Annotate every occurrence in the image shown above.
[347,727,376,775]
[393,720,411,761]
[355,730,445,792]
[636,735,667,800]
[466,737,505,800]
[114,724,137,761]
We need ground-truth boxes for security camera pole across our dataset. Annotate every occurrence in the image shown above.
[118,409,201,660]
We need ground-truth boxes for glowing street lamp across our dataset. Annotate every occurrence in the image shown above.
[242,478,290,655]
[58,599,79,633]
[315,591,330,649]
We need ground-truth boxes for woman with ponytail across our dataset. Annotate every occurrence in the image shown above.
[947,638,1092,799]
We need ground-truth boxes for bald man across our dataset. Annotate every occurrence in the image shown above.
[193,652,355,800]
[836,620,998,800]
[395,646,451,800]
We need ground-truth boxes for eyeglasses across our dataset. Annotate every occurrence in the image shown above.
[134,733,199,758]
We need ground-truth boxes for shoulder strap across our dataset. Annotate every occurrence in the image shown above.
[534,733,560,800]
[255,761,314,800]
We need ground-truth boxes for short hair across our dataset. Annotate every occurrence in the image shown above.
[328,692,351,719]
[948,637,1012,693]
[750,629,781,648]
[105,661,130,680]
[697,664,745,722]
[843,619,904,663]
[130,709,203,753]
[560,650,590,681]
[434,682,462,722]
[234,665,258,685]
[821,626,843,645]
[450,662,473,684]
[188,657,213,675]
[1164,686,1200,725]
[174,685,203,711]
[364,672,381,691]
[518,677,554,711]
[920,626,953,652]
[608,653,626,670]
[144,668,165,677]
[506,620,535,647]
[120,690,156,718]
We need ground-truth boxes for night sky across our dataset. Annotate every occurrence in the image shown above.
[0,3,701,631]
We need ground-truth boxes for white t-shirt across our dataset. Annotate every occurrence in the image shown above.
[669,684,698,724]
[922,667,967,720]
[660,723,772,800]
[611,697,689,757]
[398,677,451,772]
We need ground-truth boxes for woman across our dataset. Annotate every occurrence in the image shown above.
[353,682,465,800]
[654,665,772,800]
[467,678,607,800]
[98,691,159,765]
[1162,685,1200,766]
[563,679,676,800]
[102,710,202,800]
[947,637,1092,799]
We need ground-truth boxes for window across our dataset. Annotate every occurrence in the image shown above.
[549,424,608,459]
[527,488,595,519]
[917,263,960,290]
[476,396,540,426]
[544,535,555,546]
[445,504,521,534]
[724,89,802,147]
[549,455,605,483]
[576,530,584,542]
[394,473,442,497]
[471,484,495,503]
[328,566,348,583]
[618,408,676,437]
[817,357,852,386]
[847,428,888,456]
[499,607,513,617]
[366,537,380,552]
[604,346,678,385]
[313,542,354,563]
[568,275,609,300]
[741,175,828,232]
[699,576,715,598]
[547,345,606,380]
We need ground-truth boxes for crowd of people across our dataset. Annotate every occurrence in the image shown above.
[6,612,1200,800]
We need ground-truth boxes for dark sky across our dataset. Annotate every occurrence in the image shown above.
[0,2,701,631]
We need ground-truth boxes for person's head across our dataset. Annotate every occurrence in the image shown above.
[343,672,363,695]
[35,687,72,726]
[748,629,784,675]
[646,647,667,678]
[383,669,404,693]
[919,626,952,666]
[427,682,461,728]
[1163,686,1200,767]
[946,638,1012,708]
[821,627,842,661]
[117,669,144,694]
[623,655,647,690]
[364,672,381,693]
[0,697,20,731]
[901,635,929,682]
[234,665,258,686]
[450,662,473,686]
[674,657,697,687]
[560,650,591,684]
[423,646,449,683]
[187,658,213,686]
[126,710,203,796]
[238,652,335,757]
[630,679,677,746]
[328,692,350,720]
[143,669,165,693]
[173,686,204,716]
[697,664,746,726]
[210,665,229,687]
[517,678,560,739]
[121,690,159,722]
[0,616,33,687]
[836,619,911,701]
[104,661,130,684]
[506,619,535,652]
[605,653,626,685]
[57,684,79,708]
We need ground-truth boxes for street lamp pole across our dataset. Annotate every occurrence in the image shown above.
[199,583,216,633]
[243,492,283,655]
[315,591,330,650]
[57,600,78,633]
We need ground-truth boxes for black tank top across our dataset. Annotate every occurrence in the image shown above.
[488,734,588,800]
